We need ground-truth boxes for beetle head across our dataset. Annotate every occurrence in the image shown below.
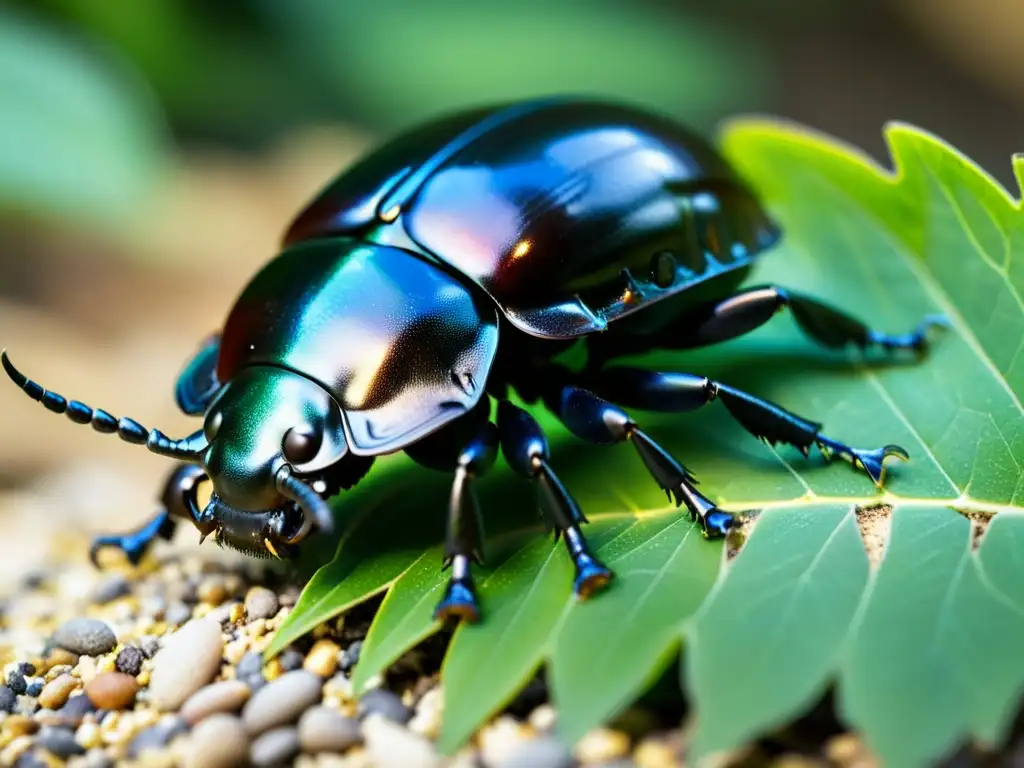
[197,365,350,556]
[1,350,354,560]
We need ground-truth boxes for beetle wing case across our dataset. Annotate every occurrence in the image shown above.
[217,238,499,456]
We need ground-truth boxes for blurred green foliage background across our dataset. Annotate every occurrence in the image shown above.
[0,0,1022,576]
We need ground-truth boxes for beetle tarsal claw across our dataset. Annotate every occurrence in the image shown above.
[817,437,910,486]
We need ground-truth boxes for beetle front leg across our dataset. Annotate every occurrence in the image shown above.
[89,464,208,567]
[497,401,614,597]
[434,422,500,623]
[584,367,909,486]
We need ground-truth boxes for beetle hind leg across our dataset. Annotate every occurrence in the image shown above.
[617,285,948,357]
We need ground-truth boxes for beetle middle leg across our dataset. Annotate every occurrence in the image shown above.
[90,463,208,567]
[580,366,910,486]
[497,400,614,597]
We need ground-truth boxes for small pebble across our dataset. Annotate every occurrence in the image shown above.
[363,714,442,768]
[6,672,26,695]
[35,725,85,758]
[38,675,77,710]
[165,602,193,627]
[89,575,130,605]
[114,646,144,677]
[198,577,228,606]
[251,726,300,766]
[139,637,161,659]
[0,686,15,713]
[17,663,36,677]
[235,653,264,680]
[58,693,96,722]
[298,706,362,753]
[574,728,631,764]
[304,640,340,678]
[127,716,189,759]
[25,682,42,698]
[339,641,362,671]
[81,749,113,768]
[52,619,117,657]
[14,695,38,715]
[149,619,225,711]
[85,672,139,710]
[244,588,279,621]
[180,680,251,725]
[357,688,412,724]
[242,670,323,735]
[278,650,304,673]
[46,649,79,669]
[495,735,574,768]
[184,714,251,768]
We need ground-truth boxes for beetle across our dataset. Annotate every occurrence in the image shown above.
[2,97,943,622]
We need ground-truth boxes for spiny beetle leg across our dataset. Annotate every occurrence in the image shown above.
[497,400,614,598]
[89,464,207,567]
[584,367,909,488]
[640,285,947,357]
[434,422,499,624]
[555,385,734,538]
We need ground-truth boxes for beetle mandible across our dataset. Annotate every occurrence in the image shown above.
[3,97,944,622]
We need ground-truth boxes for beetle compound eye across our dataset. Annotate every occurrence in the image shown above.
[651,251,677,288]
[205,412,223,441]
[283,425,322,464]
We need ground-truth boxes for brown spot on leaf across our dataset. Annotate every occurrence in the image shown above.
[725,511,759,561]
[855,504,892,569]
[960,509,994,551]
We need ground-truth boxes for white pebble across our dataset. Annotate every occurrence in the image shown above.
[149,619,224,711]
[362,713,442,768]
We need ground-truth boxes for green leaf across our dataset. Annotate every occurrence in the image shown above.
[688,503,869,757]
[0,6,170,227]
[270,120,1024,764]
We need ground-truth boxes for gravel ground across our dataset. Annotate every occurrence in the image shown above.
[0,518,901,768]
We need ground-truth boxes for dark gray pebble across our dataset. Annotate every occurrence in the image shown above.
[26,682,43,698]
[340,640,362,671]
[164,602,193,627]
[7,671,26,695]
[251,727,300,766]
[35,726,86,758]
[115,646,145,677]
[127,716,189,759]
[18,662,36,677]
[14,753,48,768]
[52,618,117,656]
[244,676,267,693]
[60,693,97,720]
[277,650,304,673]
[236,652,264,680]
[89,575,130,605]
[139,636,161,658]
[356,689,412,724]
[0,686,15,713]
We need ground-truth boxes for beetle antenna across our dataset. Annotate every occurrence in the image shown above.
[275,465,334,540]
[2,349,208,461]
